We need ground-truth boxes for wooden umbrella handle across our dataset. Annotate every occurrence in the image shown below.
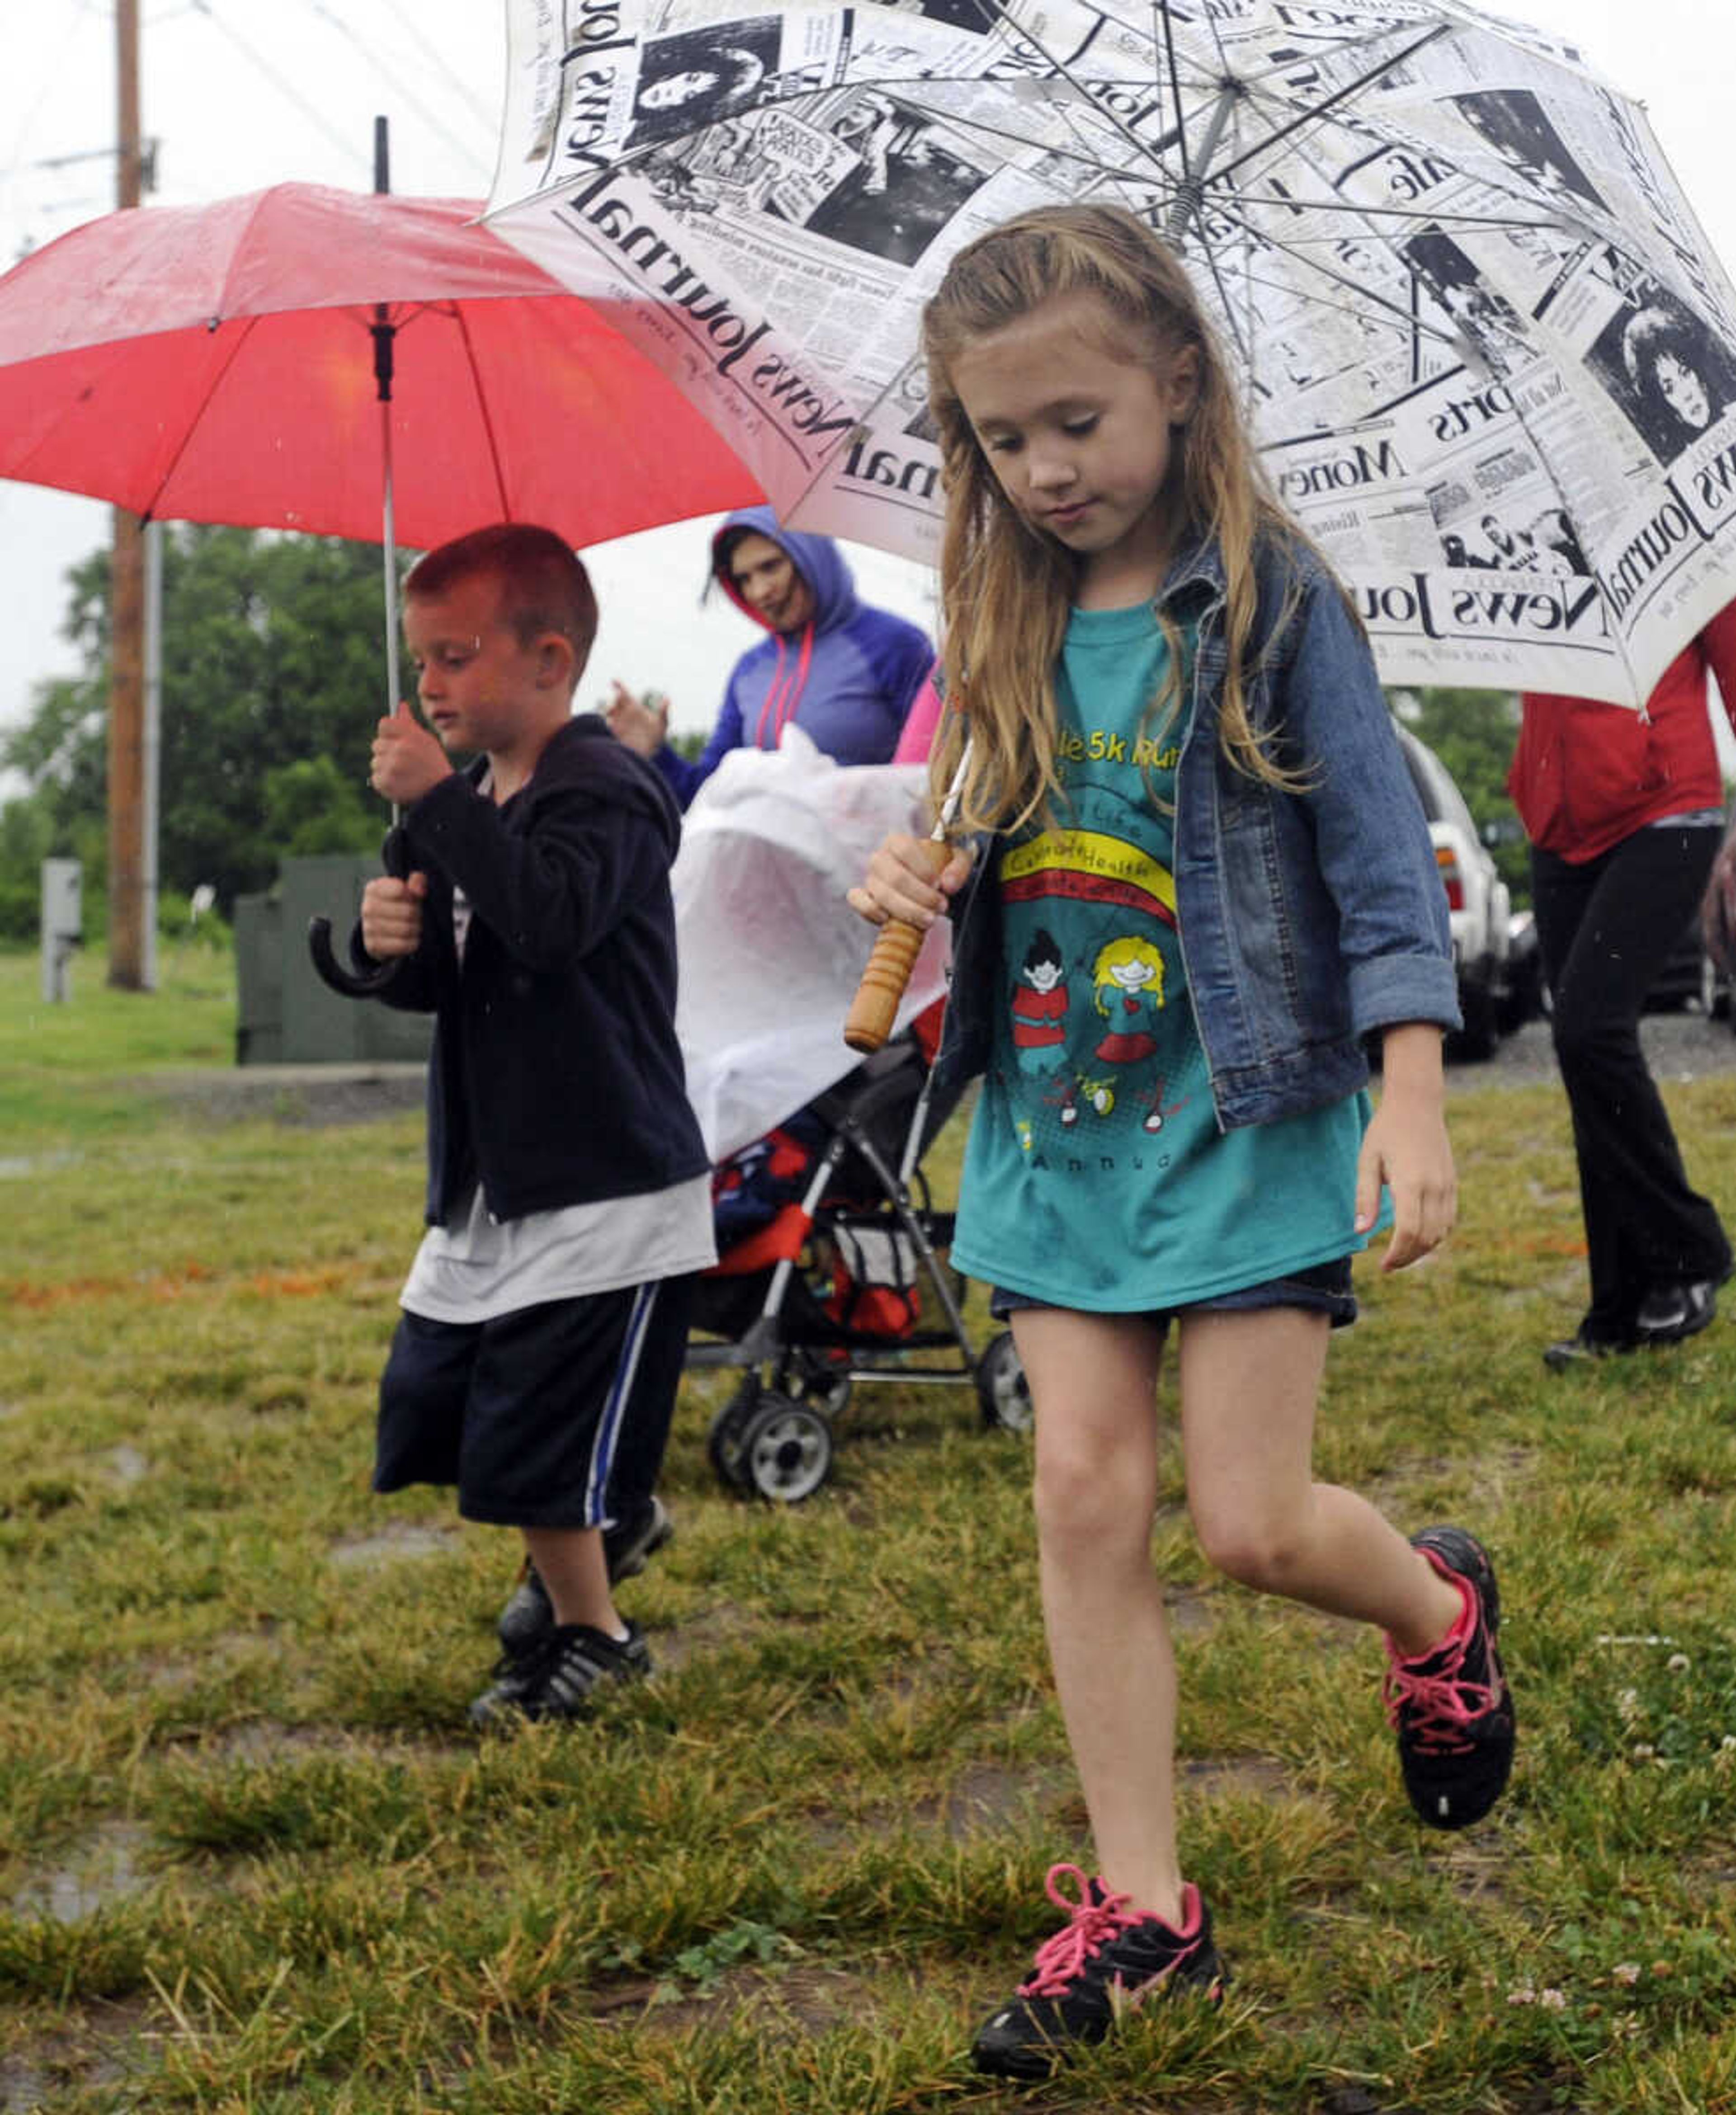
[843,838,951,1054]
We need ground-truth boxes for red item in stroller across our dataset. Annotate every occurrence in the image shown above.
[687,1020,1029,1501]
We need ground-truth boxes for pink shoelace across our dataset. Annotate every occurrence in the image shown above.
[1018,1863,1190,1999]
[1382,1626,1500,1753]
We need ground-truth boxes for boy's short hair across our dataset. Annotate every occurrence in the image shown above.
[407,524,599,671]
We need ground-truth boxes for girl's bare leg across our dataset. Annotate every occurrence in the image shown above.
[1011,1307,1184,1926]
[1176,1308,1461,1654]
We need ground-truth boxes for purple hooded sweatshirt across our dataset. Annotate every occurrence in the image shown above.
[653,506,934,808]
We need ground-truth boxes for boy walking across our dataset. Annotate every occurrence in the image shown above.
[353,523,714,1725]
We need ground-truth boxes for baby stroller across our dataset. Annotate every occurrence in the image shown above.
[686,1012,1031,1502]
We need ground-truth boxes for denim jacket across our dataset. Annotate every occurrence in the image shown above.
[936,529,1460,1130]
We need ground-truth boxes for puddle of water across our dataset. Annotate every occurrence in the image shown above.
[0,2057,50,2112]
[329,1522,457,1568]
[178,1720,448,1765]
[1182,1753,1293,1800]
[10,1821,151,1926]
[0,1150,82,1181]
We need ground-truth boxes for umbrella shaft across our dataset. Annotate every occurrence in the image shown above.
[381,397,401,721]
[1167,83,1239,248]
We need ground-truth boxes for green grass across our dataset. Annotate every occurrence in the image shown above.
[1,941,236,1152]
[5,947,1736,2110]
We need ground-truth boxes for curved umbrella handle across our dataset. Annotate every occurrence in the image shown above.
[307,825,411,999]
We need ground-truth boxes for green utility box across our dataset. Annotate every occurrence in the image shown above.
[234,855,433,1066]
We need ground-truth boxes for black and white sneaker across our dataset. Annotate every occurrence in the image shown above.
[971,1865,1226,2080]
[1384,1526,1515,1830]
[495,1496,675,1655]
[468,1619,651,1728]
[1634,1278,1720,1346]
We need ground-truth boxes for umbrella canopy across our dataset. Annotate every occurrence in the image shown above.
[0,181,762,552]
[486,0,1736,705]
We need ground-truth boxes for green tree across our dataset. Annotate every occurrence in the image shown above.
[261,756,383,859]
[1391,684,1530,904]
[0,526,396,913]
[0,794,59,941]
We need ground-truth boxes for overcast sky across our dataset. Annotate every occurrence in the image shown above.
[2,0,1733,755]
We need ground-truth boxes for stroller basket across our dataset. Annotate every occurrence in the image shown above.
[688,1026,1029,1502]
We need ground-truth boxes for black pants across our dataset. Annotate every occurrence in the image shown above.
[1531,826,1730,1341]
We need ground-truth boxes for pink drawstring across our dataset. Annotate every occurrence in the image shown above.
[752,624,815,750]
[753,636,788,749]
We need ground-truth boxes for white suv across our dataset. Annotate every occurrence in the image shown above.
[1394,724,1513,1059]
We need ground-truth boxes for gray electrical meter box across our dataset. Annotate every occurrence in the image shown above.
[41,859,82,1003]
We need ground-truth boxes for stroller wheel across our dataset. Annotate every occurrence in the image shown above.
[976,1330,1033,1433]
[707,1382,761,1494]
[740,1393,835,1504]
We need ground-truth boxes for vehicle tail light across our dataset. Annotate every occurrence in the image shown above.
[1435,844,1465,911]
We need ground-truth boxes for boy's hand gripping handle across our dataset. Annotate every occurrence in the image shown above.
[844,837,951,1054]
[307,824,411,998]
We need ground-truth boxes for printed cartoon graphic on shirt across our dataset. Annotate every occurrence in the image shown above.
[996,778,1198,1161]
[1092,934,1163,1058]
[1091,933,1184,1133]
[1009,927,1077,1145]
[1010,928,1069,1072]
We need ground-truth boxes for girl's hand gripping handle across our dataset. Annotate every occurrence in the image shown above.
[844,838,953,1053]
[845,738,973,1054]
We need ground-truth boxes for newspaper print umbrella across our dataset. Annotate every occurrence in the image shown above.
[486,0,1736,706]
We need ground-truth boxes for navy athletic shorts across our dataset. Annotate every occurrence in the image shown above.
[375,1276,694,1529]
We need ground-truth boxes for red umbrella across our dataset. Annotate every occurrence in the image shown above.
[0,180,761,557]
[0,178,766,996]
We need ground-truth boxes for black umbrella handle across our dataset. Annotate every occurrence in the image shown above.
[307,824,412,998]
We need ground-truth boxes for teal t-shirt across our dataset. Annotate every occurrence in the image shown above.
[950,600,1378,1312]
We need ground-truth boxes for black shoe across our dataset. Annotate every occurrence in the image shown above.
[1384,1527,1515,1831]
[970,1865,1226,2080]
[1542,1329,1635,1372]
[604,1492,675,1583]
[1634,1279,1719,1345]
[468,1619,651,1728]
[495,1497,675,1654]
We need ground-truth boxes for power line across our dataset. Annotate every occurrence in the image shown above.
[305,0,492,185]
[186,0,371,178]
[369,0,497,138]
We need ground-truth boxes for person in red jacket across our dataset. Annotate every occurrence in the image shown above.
[1510,605,1736,1369]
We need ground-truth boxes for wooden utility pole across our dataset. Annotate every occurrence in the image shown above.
[107,0,148,988]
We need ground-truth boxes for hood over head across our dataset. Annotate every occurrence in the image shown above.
[710,505,858,636]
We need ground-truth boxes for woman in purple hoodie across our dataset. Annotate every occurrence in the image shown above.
[607,507,934,804]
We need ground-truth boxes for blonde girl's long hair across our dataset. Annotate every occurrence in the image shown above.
[922,201,1305,834]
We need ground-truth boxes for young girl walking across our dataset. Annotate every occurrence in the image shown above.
[849,203,1515,2081]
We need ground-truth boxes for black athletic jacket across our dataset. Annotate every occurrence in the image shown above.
[354,714,709,1224]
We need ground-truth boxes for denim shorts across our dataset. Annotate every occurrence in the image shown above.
[988,1254,1358,1331]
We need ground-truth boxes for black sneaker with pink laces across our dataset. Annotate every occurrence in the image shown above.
[970,1863,1227,2080]
[1384,1525,1515,1830]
